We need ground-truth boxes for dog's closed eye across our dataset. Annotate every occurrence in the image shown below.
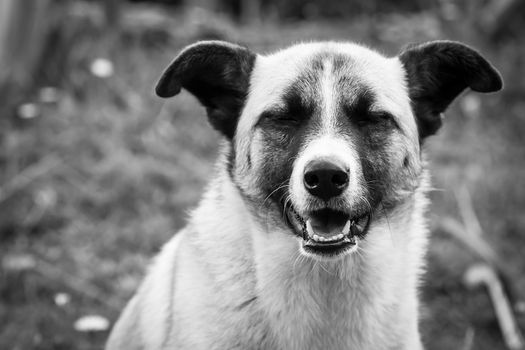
[348,109,397,128]
[260,110,303,126]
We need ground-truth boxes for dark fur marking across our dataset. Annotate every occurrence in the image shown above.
[227,140,236,178]
[399,40,503,139]
[342,88,376,124]
[327,64,404,213]
[236,296,258,310]
[254,56,324,210]
[155,41,256,139]
[336,87,394,212]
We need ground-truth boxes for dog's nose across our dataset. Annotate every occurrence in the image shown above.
[303,160,349,201]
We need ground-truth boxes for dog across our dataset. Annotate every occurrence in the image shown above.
[106,40,502,350]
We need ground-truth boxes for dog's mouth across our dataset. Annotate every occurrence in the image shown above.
[285,206,371,258]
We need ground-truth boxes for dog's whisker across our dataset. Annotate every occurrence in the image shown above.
[292,251,304,275]
[312,260,319,277]
[354,245,366,260]
[380,202,396,248]
[359,195,372,213]
[426,187,445,193]
[261,182,289,208]
[281,194,293,220]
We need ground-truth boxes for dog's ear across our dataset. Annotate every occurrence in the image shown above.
[156,41,256,139]
[399,40,502,139]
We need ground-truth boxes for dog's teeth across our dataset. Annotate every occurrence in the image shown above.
[306,220,315,237]
[342,220,351,235]
[313,234,321,241]
[336,233,344,240]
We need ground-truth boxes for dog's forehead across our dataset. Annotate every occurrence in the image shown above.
[238,42,415,138]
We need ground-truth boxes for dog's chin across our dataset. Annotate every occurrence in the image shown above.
[285,206,371,260]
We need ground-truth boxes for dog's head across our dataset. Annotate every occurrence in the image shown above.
[156,41,502,259]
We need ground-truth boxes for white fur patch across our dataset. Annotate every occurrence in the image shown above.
[320,58,337,130]
[138,232,183,349]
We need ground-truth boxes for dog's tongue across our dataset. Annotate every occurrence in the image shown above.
[308,211,349,237]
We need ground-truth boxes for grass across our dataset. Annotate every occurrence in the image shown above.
[1,5,524,350]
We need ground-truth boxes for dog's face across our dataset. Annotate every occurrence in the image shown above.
[235,44,422,258]
[156,41,502,260]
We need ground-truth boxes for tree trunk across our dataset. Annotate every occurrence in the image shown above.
[0,0,51,92]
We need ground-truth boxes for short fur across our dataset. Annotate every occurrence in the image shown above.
[106,40,502,350]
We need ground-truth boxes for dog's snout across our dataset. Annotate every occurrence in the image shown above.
[303,160,349,201]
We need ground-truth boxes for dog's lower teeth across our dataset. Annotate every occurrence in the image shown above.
[311,234,343,242]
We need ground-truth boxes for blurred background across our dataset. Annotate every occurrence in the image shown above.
[0,0,524,349]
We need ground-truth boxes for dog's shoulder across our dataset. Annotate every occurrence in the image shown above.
[105,295,144,350]
[106,231,185,350]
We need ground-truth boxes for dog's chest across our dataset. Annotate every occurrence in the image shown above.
[254,265,401,350]
[266,287,361,349]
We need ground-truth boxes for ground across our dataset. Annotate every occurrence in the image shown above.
[1,5,524,350]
